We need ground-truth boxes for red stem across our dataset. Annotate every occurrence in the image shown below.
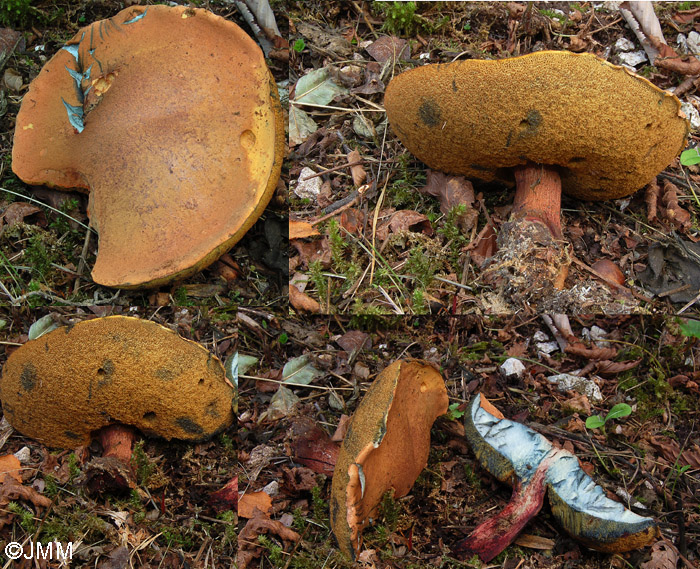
[97,424,136,464]
[453,454,552,562]
[512,163,563,239]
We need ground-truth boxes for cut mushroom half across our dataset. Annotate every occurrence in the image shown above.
[384,51,689,296]
[455,394,658,561]
[330,360,448,560]
[11,5,284,288]
[0,316,234,491]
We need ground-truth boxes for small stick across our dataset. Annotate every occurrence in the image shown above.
[301,160,365,181]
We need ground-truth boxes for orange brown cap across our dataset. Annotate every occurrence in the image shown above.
[330,359,448,559]
[385,51,688,201]
[12,5,284,288]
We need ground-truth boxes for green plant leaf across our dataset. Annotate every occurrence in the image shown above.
[680,148,700,166]
[585,415,606,429]
[605,403,632,422]
[678,318,700,339]
[447,402,464,420]
[293,38,305,53]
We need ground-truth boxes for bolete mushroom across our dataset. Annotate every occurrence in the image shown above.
[384,51,688,295]
[455,394,658,561]
[330,359,448,560]
[0,316,234,491]
[11,5,284,288]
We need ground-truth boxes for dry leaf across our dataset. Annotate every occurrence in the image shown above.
[290,284,321,313]
[292,237,331,268]
[366,36,410,64]
[2,202,43,226]
[388,210,433,236]
[208,476,237,513]
[661,179,691,229]
[289,220,320,240]
[289,416,340,476]
[594,359,641,376]
[641,541,678,569]
[514,534,555,550]
[469,222,498,266]
[646,179,659,222]
[336,330,371,354]
[347,149,367,187]
[238,514,301,569]
[340,208,365,234]
[238,490,273,518]
[419,170,478,233]
[0,454,22,483]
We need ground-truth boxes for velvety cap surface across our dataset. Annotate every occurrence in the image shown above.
[0,316,234,448]
[385,51,689,200]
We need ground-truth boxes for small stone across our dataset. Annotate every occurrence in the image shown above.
[688,31,700,56]
[547,373,603,403]
[500,358,526,379]
[262,480,279,496]
[618,50,647,67]
[14,446,31,463]
[681,102,700,130]
[614,37,635,52]
[294,167,322,200]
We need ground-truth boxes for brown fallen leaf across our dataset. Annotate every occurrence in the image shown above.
[673,6,700,24]
[641,541,678,569]
[419,170,478,234]
[238,490,273,519]
[238,513,301,569]
[290,284,321,313]
[513,533,555,550]
[468,222,498,266]
[661,179,691,230]
[290,219,320,240]
[0,456,52,530]
[387,210,433,236]
[292,237,331,269]
[289,416,340,476]
[366,36,410,64]
[646,179,659,222]
[564,342,617,361]
[340,207,365,234]
[347,149,367,187]
[336,330,371,354]
[594,359,641,376]
[0,454,22,483]
[2,202,43,227]
[208,476,237,514]
[650,36,700,75]
[649,436,700,468]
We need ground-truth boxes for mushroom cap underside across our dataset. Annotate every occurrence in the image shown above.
[330,359,448,559]
[0,316,234,448]
[384,50,689,201]
[11,5,284,288]
[465,394,657,552]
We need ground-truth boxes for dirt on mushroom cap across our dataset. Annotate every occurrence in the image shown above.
[11,5,285,288]
[329,359,448,559]
[385,50,689,201]
[0,316,234,448]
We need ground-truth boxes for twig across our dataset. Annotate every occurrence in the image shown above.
[9,290,121,307]
[301,160,365,181]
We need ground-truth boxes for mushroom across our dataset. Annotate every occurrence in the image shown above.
[330,359,448,560]
[384,51,688,296]
[0,316,234,491]
[11,5,284,288]
[455,394,658,561]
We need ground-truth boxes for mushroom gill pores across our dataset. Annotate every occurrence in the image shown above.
[330,360,448,560]
[457,394,658,561]
[11,5,284,288]
[0,316,234,448]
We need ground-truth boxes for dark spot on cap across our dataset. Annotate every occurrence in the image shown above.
[452,78,458,92]
[97,359,115,387]
[155,367,175,382]
[205,401,220,418]
[64,430,81,440]
[469,164,491,172]
[418,99,441,128]
[176,417,204,435]
[20,363,37,392]
[517,109,542,138]
[143,411,157,421]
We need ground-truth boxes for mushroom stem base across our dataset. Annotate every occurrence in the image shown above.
[98,424,136,464]
[512,163,562,239]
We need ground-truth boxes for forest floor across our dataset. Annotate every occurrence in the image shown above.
[238,313,700,569]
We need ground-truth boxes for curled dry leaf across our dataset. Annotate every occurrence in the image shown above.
[292,237,331,268]
[564,342,617,361]
[238,490,273,518]
[645,179,659,222]
[419,170,478,234]
[289,416,339,477]
[340,208,365,234]
[347,149,367,187]
[208,476,237,514]
[594,359,641,376]
[640,541,679,569]
[660,180,691,229]
[238,514,301,569]
[387,210,433,236]
[1,202,44,226]
[365,36,410,64]
[591,259,625,286]
[289,219,320,240]
[290,284,322,313]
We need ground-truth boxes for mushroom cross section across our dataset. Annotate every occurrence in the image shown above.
[455,394,658,561]
[11,5,284,288]
[0,316,234,449]
[330,359,448,560]
[384,51,689,239]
